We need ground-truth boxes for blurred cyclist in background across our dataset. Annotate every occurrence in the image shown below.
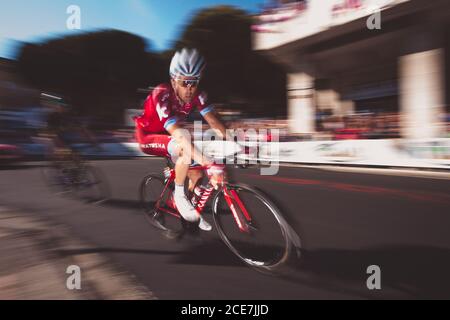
[135,48,230,231]
[40,93,100,162]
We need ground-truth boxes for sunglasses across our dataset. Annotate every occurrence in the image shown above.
[174,79,200,88]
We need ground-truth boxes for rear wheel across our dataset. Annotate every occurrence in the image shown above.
[139,174,184,236]
[74,165,109,204]
[41,162,73,194]
[212,184,300,272]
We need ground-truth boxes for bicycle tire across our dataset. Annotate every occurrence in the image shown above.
[212,183,301,272]
[139,174,184,236]
[74,165,110,204]
[41,162,75,195]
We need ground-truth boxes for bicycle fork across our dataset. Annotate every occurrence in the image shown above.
[222,188,253,234]
[155,168,254,234]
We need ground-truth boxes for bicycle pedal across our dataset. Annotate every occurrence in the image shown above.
[55,190,72,196]
[246,222,258,231]
[148,213,168,232]
[164,229,184,241]
[183,221,201,234]
[87,198,107,206]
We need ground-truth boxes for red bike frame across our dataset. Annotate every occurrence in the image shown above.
[154,165,253,233]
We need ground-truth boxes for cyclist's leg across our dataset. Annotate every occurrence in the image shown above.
[188,170,203,192]
[139,133,210,228]
[167,138,203,192]
[138,133,173,158]
[168,139,211,230]
[47,134,73,172]
[169,140,190,188]
[138,133,193,204]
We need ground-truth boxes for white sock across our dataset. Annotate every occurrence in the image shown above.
[173,184,199,222]
[174,184,185,197]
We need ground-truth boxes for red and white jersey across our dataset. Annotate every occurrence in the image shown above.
[135,83,214,134]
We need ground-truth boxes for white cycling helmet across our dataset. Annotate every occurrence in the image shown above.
[170,48,206,80]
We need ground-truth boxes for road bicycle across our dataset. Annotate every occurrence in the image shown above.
[41,147,109,204]
[139,160,301,272]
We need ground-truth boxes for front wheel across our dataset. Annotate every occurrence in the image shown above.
[212,184,301,272]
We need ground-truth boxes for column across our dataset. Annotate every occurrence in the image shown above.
[399,48,445,139]
[340,100,355,116]
[287,72,315,134]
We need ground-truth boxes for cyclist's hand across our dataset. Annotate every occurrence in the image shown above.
[207,164,226,190]
[201,156,215,167]
[231,141,244,154]
[54,147,72,161]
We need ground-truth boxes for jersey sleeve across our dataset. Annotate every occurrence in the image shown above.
[153,85,178,131]
[196,91,215,117]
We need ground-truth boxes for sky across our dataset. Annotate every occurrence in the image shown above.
[0,0,266,59]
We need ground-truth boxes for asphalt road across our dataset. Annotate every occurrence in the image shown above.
[1,159,450,299]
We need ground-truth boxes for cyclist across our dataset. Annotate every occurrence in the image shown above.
[135,48,230,231]
[40,94,100,163]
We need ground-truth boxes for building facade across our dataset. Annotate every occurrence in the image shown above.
[253,0,450,138]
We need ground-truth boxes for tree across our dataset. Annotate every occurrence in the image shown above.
[17,30,163,125]
[176,5,286,116]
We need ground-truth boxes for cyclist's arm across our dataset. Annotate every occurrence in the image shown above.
[202,112,229,141]
[203,112,243,160]
[166,123,212,166]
